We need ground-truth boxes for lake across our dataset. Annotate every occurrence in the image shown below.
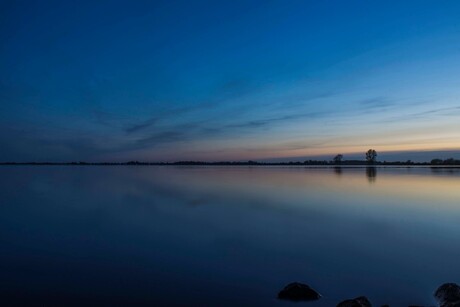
[1,166,459,306]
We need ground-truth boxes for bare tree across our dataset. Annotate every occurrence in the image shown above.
[333,154,343,164]
[366,149,377,163]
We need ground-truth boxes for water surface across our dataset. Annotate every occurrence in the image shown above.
[1,166,459,306]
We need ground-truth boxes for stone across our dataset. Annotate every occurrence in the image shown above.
[277,282,321,301]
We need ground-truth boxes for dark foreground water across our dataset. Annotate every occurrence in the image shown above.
[1,166,459,306]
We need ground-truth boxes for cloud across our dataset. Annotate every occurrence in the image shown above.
[125,107,334,152]
[359,97,394,109]
[413,106,460,116]
[122,77,265,135]
[225,120,270,129]
[136,131,186,145]
[223,111,331,130]
[123,102,217,134]
[125,117,159,134]
[379,105,460,123]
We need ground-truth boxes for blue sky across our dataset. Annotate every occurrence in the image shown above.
[1,0,460,162]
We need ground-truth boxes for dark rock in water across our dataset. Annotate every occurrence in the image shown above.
[336,296,372,307]
[277,282,321,301]
[435,283,460,307]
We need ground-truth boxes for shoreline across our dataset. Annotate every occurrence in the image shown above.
[1,162,460,168]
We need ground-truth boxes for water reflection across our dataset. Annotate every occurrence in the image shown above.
[366,166,377,183]
[0,166,460,306]
[333,166,342,176]
[332,166,377,183]
[430,166,460,175]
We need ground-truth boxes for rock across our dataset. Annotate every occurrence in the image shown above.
[336,296,372,307]
[434,283,460,307]
[277,282,321,301]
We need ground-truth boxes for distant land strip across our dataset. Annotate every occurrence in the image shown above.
[2,158,460,166]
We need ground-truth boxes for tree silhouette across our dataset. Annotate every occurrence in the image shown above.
[365,149,377,163]
[333,154,343,164]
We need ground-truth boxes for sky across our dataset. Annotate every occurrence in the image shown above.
[1,0,460,162]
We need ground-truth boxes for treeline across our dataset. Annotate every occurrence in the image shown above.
[430,158,460,165]
[2,148,459,166]
[1,159,460,166]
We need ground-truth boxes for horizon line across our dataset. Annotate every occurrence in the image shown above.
[2,157,460,166]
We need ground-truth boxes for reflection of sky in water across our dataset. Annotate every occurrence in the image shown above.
[1,166,460,306]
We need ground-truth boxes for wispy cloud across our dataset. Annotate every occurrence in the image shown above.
[135,131,187,146]
[125,118,159,134]
[379,105,460,123]
[225,120,270,129]
[359,97,395,109]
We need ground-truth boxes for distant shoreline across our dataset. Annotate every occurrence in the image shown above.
[1,161,460,167]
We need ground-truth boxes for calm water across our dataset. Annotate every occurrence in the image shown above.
[1,166,459,306]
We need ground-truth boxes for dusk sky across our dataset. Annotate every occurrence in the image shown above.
[1,0,460,162]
